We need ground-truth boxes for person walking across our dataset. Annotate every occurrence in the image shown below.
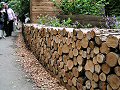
[3,3,16,37]
[0,3,4,39]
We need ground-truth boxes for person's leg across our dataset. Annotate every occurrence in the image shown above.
[8,20,13,36]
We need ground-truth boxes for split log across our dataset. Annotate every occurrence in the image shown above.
[68,79,72,86]
[106,35,119,48]
[72,67,79,77]
[85,70,93,81]
[99,72,106,81]
[91,81,98,89]
[95,36,102,45]
[69,49,73,58]
[95,64,101,74]
[76,40,81,50]
[107,85,112,90]
[85,80,91,89]
[77,55,83,65]
[96,53,105,63]
[67,60,74,70]
[85,60,94,73]
[89,41,95,49]
[107,74,120,89]
[73,57,78,66]
[73,48,78,56]
[101,64,110,74]
[78,65,83,72]
[114,66,120,76]
[81,37,88,48]
[100,42,110,54]
[62,44,69,53]
[106,52,118,67]
[77,30,83,40]
[93,73,99,82]
[93,47,99,54]
[72,77,77,86]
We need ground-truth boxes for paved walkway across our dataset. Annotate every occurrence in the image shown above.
[0,31,38,90]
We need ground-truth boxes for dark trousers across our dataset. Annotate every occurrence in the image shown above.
[8,20,14,36]
[4,20,13,36]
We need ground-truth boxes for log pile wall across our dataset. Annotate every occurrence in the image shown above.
[23,24,120,90]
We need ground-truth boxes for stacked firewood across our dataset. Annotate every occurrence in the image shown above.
[24,25,120,90]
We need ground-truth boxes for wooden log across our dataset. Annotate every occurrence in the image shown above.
[73,48,78,56]
[72,67,79,77]
[107,74,120,89]
[67,60,74,70]
[95,64,101,74]
[82,51,87,58]
[89,41,95,49]
[69,49,73,58]
[95,36,102,46]
[59,61,64,69]
[81,37,88,48]
[72,41,76,48]
[99,72,106,81]
[106,35,119,48]
[91,81,98,89]
[85,70,93,81]
[78,65,83,72]
[100,42,110,54]
[93,56,98,65]
[118,57,120,65]
[90,30,95,39]
[87,47,91,54]
[106,52,118,67]
[93,47,99,54]
[76,82,82,90]
[58,47,62,55]
[77,55,83,65]
[71,86,77,90]
[62,44,69,53]
[85,80,91,89]
[77,30,83,40]
[107,85,112,90]
[99,81,106,90]
[72,77,77,86]
[93,73,99,82]
[68,79,72,86]
[73,57,78,66]
[114,66,120,76]
[63,55,69,64]
[76,40,81,50]
[102,64,110,74]
[66,38,72,45]
[96,53,105,63]
[85,60,94,73]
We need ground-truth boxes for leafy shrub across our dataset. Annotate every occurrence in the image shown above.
[38,15,92,28]
[51,0,105,16]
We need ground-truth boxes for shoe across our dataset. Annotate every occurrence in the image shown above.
[5,35,9,37]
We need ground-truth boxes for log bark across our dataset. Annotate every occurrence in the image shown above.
[106,52,118,67]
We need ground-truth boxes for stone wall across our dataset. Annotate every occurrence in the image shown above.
[23,24,120,90]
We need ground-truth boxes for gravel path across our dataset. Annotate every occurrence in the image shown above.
[0,31,38,90]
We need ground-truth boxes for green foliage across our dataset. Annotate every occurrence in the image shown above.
[38,15,92,28]
[52,0,105,16]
